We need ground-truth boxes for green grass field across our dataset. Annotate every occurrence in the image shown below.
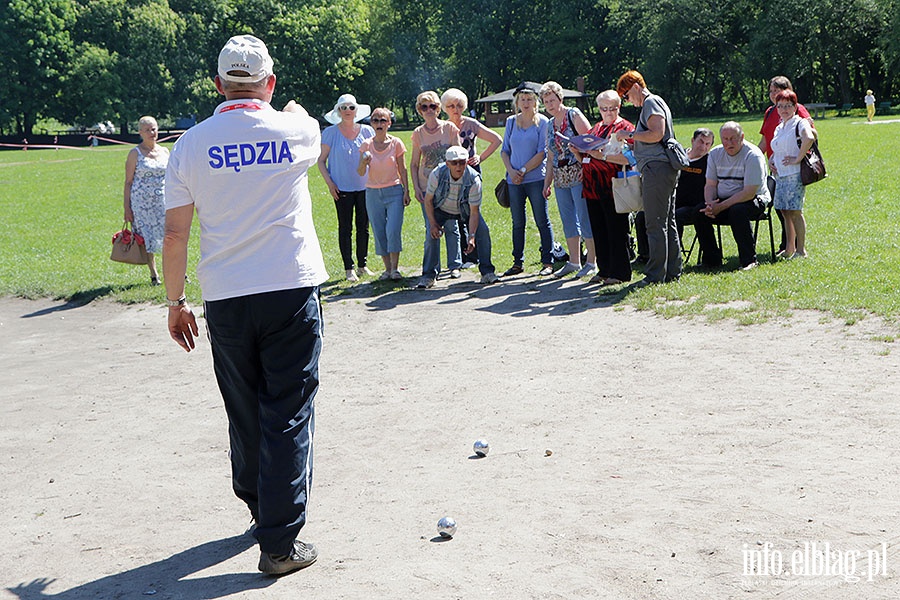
[2,111,899,326]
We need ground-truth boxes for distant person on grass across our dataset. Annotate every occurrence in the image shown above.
[692,121,771,271]
[865,89,876,122]
[163,34,327,577]
[123,115,169,286]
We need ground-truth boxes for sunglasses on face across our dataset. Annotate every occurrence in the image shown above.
[339,105,356,111]
[447,159,467,166]
[371,117,390,123]
[419,103,439,111]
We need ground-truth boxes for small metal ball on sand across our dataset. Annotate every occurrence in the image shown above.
[473,439,490,457]
[437,516,457,538]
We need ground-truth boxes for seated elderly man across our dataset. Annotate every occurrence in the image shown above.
[690,121,771,270]
[417,146,499,288]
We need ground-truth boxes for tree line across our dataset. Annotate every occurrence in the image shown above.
[3,0,899,135]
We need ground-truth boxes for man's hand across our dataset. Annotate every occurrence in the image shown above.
[701,199,723,218]
[466,235,476,254]
[429,222,443,239]
[168,306,199,352]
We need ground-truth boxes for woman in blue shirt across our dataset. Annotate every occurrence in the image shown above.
[500,83,556,276]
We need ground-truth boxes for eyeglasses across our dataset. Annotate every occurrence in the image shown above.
[447,159,467,166]
[598,106,619,112]
[371,117,390,123]
[444,103,463,110]
[339,105,356,111]
[775,103,795,110]
[419,103,439,111]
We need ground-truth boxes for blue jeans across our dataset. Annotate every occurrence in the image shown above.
[365,185,405,255]
[204,287,321,556]
[471,211,495,275]
[422,206,461,278]
[509,179,554,265]
[555,182,592,240]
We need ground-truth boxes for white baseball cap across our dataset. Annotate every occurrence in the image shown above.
[445,146,468,162]
[217,35,273,83]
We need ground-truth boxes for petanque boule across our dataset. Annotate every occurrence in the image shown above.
[473,439,490,457]
[437,516,457,538]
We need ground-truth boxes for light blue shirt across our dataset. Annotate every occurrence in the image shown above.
[502,114,548,184]
[321,124,375,191]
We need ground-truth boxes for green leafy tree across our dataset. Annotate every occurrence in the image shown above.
[0,0,76,135]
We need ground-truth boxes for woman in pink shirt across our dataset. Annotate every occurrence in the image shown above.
[358,108,411,280]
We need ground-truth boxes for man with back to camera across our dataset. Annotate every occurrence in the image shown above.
[690,121,771,271]
[162,34,326,577]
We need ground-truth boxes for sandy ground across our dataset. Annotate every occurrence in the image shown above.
[2,274,900,600]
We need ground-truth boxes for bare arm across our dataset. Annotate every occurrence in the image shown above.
[162,204,198,352]
[410,134,425,203]
[397,150,411,206]
[123,149,138,222]
[616,114,664,144]
[472,123,502,165]
[317,144,340,200]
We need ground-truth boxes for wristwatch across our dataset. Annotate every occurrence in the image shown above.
[166,294,187,307]
[518,167,527,174]
[628,132,634,139]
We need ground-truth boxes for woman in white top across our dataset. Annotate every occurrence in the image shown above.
[440,88,502,267]
[769,89,815,259]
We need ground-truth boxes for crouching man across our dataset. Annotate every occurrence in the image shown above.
[418,146,499,287]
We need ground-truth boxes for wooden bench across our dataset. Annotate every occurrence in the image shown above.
[805,103,835,119]
[837,103,853,116]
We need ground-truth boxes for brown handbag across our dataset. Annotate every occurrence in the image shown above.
[110,222,149,265]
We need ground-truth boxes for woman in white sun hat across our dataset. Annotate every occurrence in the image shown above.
[317,93,375,282]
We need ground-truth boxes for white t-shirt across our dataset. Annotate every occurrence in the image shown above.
[771,115,814,178]
[165,99,328,301]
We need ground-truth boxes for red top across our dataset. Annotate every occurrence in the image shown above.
[581,119,635,201]
[759,103,811,157]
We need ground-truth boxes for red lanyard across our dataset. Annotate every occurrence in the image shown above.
[219,102,264,114]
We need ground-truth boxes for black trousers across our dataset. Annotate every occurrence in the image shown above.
[586,196,632,282]
[335,190,369,270]
[205,286,322,556]
[692,197,766,267]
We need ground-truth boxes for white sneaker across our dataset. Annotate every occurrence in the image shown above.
[460,261,477,269]
[345,269,359,282]
[553,262,579,278]
[480,272,500,284]
[575,263,597,278]
[357,266,374,277]
[450,269,461,279]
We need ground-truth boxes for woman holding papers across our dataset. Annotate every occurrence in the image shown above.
[539,81,596,279]
[572,90,635,285]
